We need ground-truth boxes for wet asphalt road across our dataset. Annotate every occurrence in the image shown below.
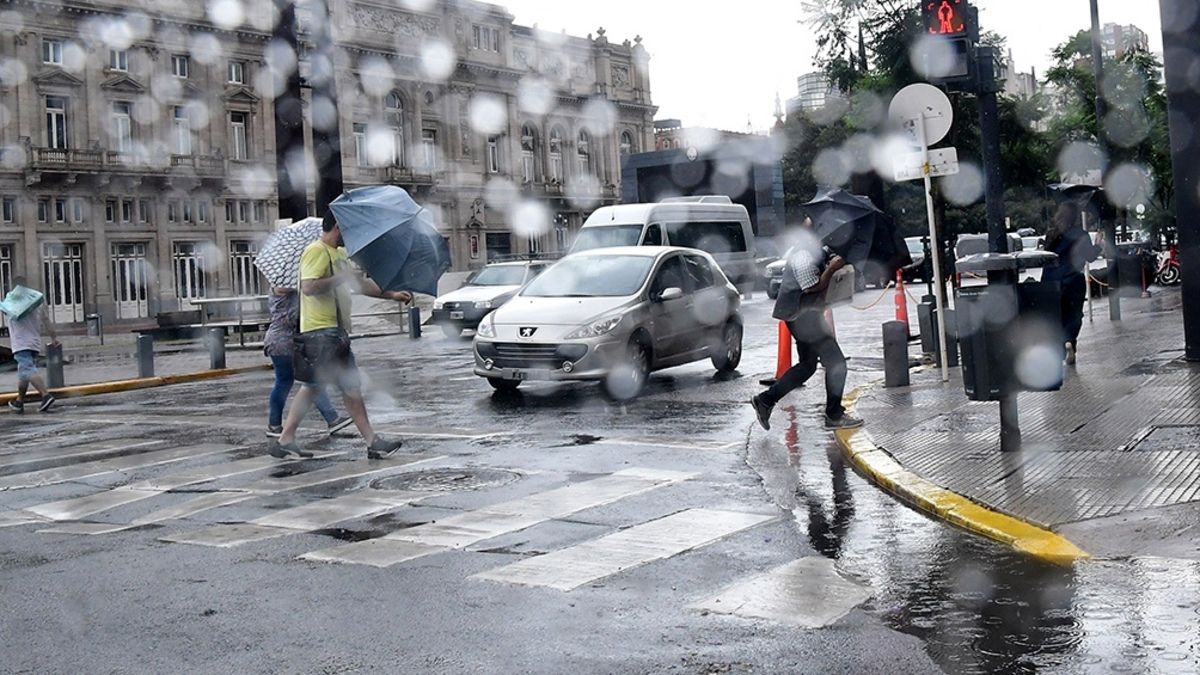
[2,294,1198,673]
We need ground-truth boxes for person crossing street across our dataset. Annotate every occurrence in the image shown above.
[4,277,59,414]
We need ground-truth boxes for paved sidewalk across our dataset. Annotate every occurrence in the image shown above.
[851,287,1200,559]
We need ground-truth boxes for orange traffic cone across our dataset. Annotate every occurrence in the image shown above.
[895,270,910,336]
[759,321,794,386]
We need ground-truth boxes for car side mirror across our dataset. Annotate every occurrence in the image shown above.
[656,287,684,302]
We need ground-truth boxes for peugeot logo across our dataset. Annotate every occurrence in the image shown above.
[519,327,538,338]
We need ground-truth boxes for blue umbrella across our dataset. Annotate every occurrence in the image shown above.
[328,185,451,296]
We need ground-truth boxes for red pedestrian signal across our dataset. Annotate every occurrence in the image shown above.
[923,0,968,36]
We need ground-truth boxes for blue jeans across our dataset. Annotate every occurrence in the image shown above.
[270,355,338,428]
[13,350,38,382]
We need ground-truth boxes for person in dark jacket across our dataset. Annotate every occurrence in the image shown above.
[751,222,862,431]
[1042,202,1102,365]
[263,287,351,437]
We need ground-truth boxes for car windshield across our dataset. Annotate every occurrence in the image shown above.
[570,225,643,252]
[470,266,527,286]
[522,255,655,297]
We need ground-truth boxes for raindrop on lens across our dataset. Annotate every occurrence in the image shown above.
[420,41,456,82]
[509,201,551,238]
[207,0,244,31]
[941,163,984,206]
[470,95,507,136]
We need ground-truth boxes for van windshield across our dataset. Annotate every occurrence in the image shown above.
[570,225,643,252]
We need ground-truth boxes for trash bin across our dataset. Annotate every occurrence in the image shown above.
[85,313,102,337]
[954,252,1064,402]
[1115,242,1154,296]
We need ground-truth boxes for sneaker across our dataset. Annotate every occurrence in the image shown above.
[750,395,773,431]
[265,425,283,438]
[38,395,56,413]
[7,400,23,414]
[367,436,403,460]
[267,439,313,459]
[327,416,354,437]
[825,413,864,430]
[1065,342,1076,366]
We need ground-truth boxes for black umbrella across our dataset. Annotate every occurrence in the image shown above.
[1048,183,1114,225]
[802,189,883,265]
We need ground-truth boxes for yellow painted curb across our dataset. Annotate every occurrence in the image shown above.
[834,383,1089,566]
[1,364,271,405]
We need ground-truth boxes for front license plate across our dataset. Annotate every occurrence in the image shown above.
[502,368,552,381]
[449,311,464,320]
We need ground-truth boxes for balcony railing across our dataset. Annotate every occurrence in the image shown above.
[31,147,104,170]
[28,148,227,179]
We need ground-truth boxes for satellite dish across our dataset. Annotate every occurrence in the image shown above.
[888,83,954,146]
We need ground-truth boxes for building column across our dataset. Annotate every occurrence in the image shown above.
[91,207,113,322]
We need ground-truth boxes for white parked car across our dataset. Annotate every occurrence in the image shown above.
[432,260,551,338]
[473,247,744,400]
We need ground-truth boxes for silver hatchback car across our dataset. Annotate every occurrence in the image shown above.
[473,247,743,399]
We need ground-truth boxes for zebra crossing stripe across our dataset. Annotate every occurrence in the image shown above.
[38,492,255,536]
[300,468,696,568]
[26,453,318,523]
[0,439,162,472]
[162,491,426,547]
[0,443,235,491]
[690,557,873,628]
[472,509,776,591]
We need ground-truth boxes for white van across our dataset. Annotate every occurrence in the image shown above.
[569,196,757,288]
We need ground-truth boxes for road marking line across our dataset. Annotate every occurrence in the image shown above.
[38,492,255,535]
[473,509,775,591]
[300,467,695,567]
[603,439,741,451]
[0,443,235,492]
[0,440,162,471]
[691,557,873,628]
[162,491,424,547]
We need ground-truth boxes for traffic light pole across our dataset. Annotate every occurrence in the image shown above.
[1159,0,1200,360]
[1089,0,1121,321]
[306,0,345,216]
[271,1,308,222]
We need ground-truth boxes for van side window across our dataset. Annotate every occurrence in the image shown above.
[665,221,747,254]
[684,255,715,289]
[643,224,663,246]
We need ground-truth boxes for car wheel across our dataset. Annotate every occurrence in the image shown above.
[604,335,650,401]
[441,324,463,339]
[487,377,521,392]
[711,321,743,373]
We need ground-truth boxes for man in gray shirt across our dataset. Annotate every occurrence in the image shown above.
[5,277,58,414]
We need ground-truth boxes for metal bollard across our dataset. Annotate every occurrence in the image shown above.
[917,302,935,355]
[46,342,65,389]
[137,333,155,379]
[882,321,910,388]
[408,306,422,339]
[207,327,226,370]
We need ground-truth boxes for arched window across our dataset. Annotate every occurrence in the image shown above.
[576,130,591,177]
[549,126,564,182]
[385,91,404,166]
[520,123,537,183]
[619,130,634,156]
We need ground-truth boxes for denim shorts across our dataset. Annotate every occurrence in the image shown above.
[13,349,38,381]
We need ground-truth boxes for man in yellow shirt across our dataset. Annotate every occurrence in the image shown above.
[270,213,413,460]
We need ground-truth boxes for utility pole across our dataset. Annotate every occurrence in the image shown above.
[1159,0,1200,360]
[1089,0,1121,320]
[272,0,308,222]
[305,0,345,215]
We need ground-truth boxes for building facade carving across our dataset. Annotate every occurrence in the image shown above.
[0,0,656,327]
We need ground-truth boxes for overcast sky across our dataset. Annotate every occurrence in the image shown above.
[499,0,1165,132]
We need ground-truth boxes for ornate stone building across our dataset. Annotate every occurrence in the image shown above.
[0,0,655,327]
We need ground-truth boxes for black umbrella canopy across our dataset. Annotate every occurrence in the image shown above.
[1048,183,1114,224]
[802,189,886,265]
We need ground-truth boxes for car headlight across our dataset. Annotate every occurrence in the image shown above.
[476,313,497,338]
[474,300,494,309]
[433,300,445,310]
[564,315,622,340]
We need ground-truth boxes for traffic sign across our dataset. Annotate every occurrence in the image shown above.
[893,147,960,182]
[888,83,953,146]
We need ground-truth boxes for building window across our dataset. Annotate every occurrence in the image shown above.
[253,201,265,223]
[167,201,178,223]
[182,201,193,223]
[138,199,151,223]
[112,101,133,152]
[42,39,63,65]
[238,200,249,223]
[172,241,208,307]
[72,199,84,223]
[46,97,68,150]
[111,242,150,319]
[105,200,116,223]
[54,198,67,223]
[225,201,235,223]
[486,136,500,174]
[620,131,634,156]
[227,60,245,85]
[109,49,128,72]
[549,127,564,182]
[385,92,404,167]
[353,123,367,166]
[121,199,133,223]
[229,111,249,160]
[172,106,191,155]
[229,240,263,296]
[2,197,14,223]
[420,129,437,169]
[577,130,591,176]
[472,25,500,52]
[520,124,537,183]
[37,199,48,223]
[171,54,190,78]
[197,201,208,223]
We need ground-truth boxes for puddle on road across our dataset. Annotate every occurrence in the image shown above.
[750,407,1200,674]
